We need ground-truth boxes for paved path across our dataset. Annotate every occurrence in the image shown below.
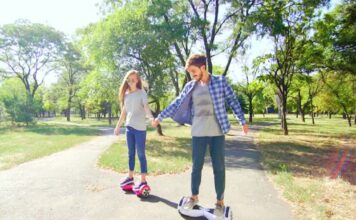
[0,126,293,220]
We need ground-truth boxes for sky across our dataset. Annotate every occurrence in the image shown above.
[0,0,341,84]
[0,0,102,37]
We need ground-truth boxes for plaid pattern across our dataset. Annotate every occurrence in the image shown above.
[158,75,246,134]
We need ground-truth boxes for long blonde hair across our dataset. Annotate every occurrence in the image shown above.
[118,69,143,108]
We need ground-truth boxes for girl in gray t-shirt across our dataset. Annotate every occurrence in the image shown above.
[114,70,154,192]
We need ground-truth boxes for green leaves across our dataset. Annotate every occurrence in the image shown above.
[0,78,37,124]
[313,2,356,75]
[0,21,65,98]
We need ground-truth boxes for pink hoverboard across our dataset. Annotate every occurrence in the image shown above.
[121,182,151,198]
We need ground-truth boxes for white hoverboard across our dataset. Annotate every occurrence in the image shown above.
[177,197,232,220]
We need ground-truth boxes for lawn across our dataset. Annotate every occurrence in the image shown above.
[0,121,100,170]
[255,114,356,220]
[98,118,193,175]
[43,115,117,128]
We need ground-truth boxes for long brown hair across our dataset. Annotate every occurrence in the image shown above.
[118,69,143,108]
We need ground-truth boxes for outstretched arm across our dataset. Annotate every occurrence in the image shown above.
[114,107,127,136]
[223,77,248,134]
[155,82,193,123]
[144,104,154,120]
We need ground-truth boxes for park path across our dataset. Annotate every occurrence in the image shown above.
[0,126,293,220]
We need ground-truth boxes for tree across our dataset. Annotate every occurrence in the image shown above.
[0,21,65,121]
[187,0,259,76]
[289,74,309,122]
[314,85,339,118]
[305,74,323,124]
[320,71,355,126]
[77,70,119,125]
[0,101,6,123]
[239,63,263,123]
[253,83,275,116]
[81,0,175,134]
[100,0,259,83]
[42,87,58,117]
[0,21,65,99]
[255,0,328,135]
[290,73,323,124]
[148,0,195,88]
[0,78,36,125]
[58,42,87,121]
[313,1,355,75]
[310,1,356,125]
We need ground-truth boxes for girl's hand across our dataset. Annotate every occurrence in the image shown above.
[114,126,121,136]
[152,118,160,127]
[149,118,155,127]
[242,124,249,135]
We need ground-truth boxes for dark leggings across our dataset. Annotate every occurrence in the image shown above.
[191,135,225,200]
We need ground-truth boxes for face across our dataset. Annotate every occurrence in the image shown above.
[187,65,205,81]
[126,74,138,88]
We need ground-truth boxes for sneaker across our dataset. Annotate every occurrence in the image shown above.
[182,197,198,210]
[213,203,224,218]
[120,177,134,186]
[133,181,147,191]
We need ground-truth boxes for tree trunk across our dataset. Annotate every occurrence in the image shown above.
[156,124,163,136]
[310,97,315,125]
[108,103,112,125]
[79,104,86,120]
[149,97,164,136]
[347,114,352,127]
[248,94,253,123]
[341,104,352,127]
[280,94,289,135]
[169,70,180,97]
[276,94,282,121]
[296,90,305,122]
[66,102,71,122]
[282,109,288,135]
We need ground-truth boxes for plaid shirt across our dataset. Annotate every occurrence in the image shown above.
[157,74,246,134]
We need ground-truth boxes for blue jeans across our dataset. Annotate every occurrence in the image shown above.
[126,126,147,174]
[191,136,225,200]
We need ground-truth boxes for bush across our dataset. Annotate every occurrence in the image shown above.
[0,79,37,125]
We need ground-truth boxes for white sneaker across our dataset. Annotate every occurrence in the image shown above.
[213,203,225,218]
[182,197,198,210]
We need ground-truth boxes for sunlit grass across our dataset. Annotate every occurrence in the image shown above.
[44,115,116,128]
[255,114,356,220]
[98,119,193,175]
[0,122,99,170]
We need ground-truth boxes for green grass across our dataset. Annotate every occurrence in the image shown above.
[43,116,117,128]
[0,122,99,170]
[98,119,193,175]
[255,114,356,220]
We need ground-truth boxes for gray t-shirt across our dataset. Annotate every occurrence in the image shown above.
[192,83,223,137]
[124,89,148,131]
